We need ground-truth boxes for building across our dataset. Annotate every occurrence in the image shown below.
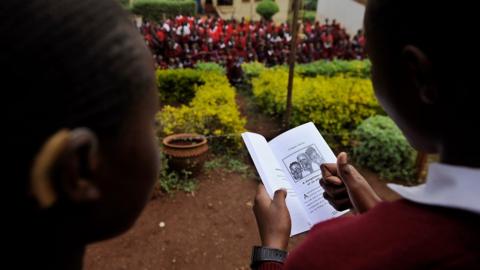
[316,0,366,35]
[202,0,292,22]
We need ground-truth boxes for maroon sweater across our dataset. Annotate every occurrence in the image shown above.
[259,200,480,270]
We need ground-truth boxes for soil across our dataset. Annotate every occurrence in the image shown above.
[85,168,308,270]
[84,90,401,270]
[84,167,398,270]
[235,88,284,140]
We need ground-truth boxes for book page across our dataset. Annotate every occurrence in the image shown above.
[268,122,346,225]
[242,132,311,235]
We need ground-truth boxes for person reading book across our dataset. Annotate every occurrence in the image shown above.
[243,123,348,236]
[249,0,480,269]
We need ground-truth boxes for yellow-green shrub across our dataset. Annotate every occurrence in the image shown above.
[242,61,267,79]
[296,60,371,78]
[157,69,203,104]
[157,71,246,149]
[252,68,382,146]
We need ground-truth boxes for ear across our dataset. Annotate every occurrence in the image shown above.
[31,128,101,208]
[402,45,438,104]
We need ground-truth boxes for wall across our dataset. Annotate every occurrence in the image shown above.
[212,0,291,22]
[316,0,365,35]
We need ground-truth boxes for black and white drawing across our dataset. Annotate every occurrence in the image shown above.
[297,153,314,174]
[289,161,303,180]
[305,146,325,168]
[282,144,325,183]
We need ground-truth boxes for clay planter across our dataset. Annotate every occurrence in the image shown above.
[162,133,208,176]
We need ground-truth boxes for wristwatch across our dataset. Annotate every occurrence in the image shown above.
[250,246,288,269]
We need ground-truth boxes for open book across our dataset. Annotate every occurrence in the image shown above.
[242,122,347,236]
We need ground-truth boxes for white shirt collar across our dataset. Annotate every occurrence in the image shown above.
[388,163,480,214]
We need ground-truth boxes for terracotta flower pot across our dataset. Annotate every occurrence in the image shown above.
[162,133,208,177]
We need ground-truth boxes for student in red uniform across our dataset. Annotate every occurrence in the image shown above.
[321,30,334,59]
[251,0,480,269]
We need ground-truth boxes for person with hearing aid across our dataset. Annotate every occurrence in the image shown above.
[251,1,480,269]
[3,0,159,268]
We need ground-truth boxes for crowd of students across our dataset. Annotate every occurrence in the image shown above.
[137,15,366,69]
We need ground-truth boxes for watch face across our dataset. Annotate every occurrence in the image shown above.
[251,246,287,268]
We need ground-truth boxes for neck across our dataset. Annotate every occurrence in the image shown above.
[52,244,86,270]
[20,210,87,270]
[31,235,86,270]
[439,143,480,168]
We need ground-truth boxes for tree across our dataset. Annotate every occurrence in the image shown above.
[256,0,280,21]
[304,0,317,11]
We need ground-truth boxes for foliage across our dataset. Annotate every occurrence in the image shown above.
[157,70,246,149]
[157,69,203,104]
[157,151,197,194]
[204,156,252,178]
[256,0,280,21]
[303,10,316,22]
[242,61,267,79]
[304,0,318,11]
[131,0,196,22]
[296,60,371,78]
[195,62,225,75]
[252,67,381,146]
[352,116,417,183]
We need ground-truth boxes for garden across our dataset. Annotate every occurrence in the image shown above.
[84,1,423,269]
[84,59,421,270]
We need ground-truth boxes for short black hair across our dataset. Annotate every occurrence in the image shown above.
[1,0,155,196]
[366,0,476,72]
[366,0,479,117]
[290,162,301,170]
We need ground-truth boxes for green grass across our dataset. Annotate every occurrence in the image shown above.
[158,154,255,194]
[205,156,253,178]
[158,169,197,194]
[158,151,198,194]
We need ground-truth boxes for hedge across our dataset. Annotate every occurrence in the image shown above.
[296,60,371,78]
[131,0,195,21]
[352,115,417,183]
[256,0,279,21]
[156,70,246,149]
[251,66,381,146]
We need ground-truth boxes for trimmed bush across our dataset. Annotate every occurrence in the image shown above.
[131,0,195,22]
[251,67,381,146]
[256,0,279,21]
[352,116,417,183]
[243,60,371,79]
[157,69,203,104]
[196,62,225,75]
[304,0,318,11]
[296,60,371,78]
[157,70,246,149]
[303,10,316,22]
[242,61,267,79]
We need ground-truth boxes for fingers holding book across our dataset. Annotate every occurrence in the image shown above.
[320,152,382,214]
[253,184,291,251]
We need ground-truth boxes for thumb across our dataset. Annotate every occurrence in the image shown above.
[273,188,288,206]
[336,152,361,186]
[336,153,382,213]
[337,152,348,172]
